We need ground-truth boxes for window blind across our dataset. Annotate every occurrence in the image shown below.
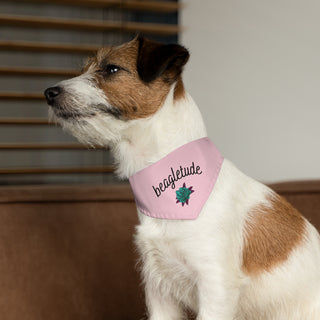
[0,0,180,185]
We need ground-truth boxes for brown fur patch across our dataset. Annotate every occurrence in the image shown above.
[173,75,186,101]
[242,193,306,275]
[82,38,188,120]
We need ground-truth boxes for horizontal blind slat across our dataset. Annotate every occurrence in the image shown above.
[0,40,100,54]
[0,93,44,100]
[9,0,180,13]
[0,166,114,174]
[0,67,79,77]
[0,14,180,36]
[0,118,49,125]
[0,143,105,150]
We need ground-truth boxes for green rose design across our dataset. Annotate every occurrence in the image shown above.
[176,183,194,206]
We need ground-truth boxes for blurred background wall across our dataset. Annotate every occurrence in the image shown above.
[181,0,320,183]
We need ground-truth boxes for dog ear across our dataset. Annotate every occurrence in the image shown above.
[137,37,189,83]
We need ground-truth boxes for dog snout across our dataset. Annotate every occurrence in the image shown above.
[44,86,62,105]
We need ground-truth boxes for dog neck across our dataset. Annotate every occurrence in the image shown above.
[112,84,208,179]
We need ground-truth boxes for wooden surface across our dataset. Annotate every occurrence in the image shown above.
[0,183,133,203]
[269,180,320,195]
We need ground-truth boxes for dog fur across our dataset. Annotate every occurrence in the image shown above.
[45,37,320,319]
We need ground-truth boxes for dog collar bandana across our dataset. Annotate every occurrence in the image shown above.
[129,137,224,220]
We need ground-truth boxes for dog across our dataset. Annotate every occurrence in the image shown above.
[45,37,320,319]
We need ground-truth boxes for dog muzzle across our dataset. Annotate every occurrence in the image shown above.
[129,137,224,220]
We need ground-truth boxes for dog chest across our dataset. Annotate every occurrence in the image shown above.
[135,227,198,306]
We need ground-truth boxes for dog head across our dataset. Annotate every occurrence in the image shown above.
[44,37,189,146]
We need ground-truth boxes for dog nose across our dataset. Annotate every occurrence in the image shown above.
[44,86,61,105]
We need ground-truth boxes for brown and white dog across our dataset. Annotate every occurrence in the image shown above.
[45,37,320,319]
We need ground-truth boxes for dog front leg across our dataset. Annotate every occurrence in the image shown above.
[145,283,184,320]
[195,269,240,320]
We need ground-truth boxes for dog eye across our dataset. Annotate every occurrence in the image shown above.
[103,64,121,75]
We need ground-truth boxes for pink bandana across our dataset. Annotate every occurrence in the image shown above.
[129,137,224,220]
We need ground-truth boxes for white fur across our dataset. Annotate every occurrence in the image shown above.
[49,71,128,147]
[51,72,320,320]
